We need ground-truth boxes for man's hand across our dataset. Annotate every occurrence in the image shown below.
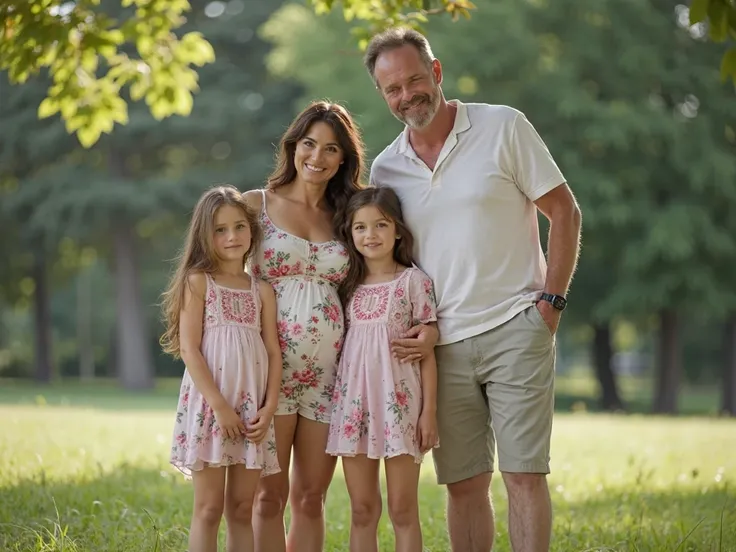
[535,300,561,334]
[391,323,439,364]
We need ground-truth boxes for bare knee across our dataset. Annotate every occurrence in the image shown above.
[351,496,382,528]
[387,494,418,529]
[254,481,288,519]
[447,473,492,510]
[292,488,327,519]
[502,472,548,497]
[225,497,254,526]
[194,498,224,526]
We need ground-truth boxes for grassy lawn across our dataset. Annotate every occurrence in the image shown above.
[0,379,734,551]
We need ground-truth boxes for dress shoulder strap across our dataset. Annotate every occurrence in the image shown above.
[203,272,218,303]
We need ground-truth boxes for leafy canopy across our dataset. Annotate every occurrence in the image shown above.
[1,0,732,148]
[0,0,215,147]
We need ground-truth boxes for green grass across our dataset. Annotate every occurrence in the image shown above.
[0,372,722,415]
[0,380,735,551]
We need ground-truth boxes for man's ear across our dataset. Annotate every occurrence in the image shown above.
[432,59,443,86]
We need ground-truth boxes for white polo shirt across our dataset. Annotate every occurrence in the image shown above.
[370,100,566,346]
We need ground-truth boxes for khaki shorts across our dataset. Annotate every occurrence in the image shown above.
[431,305,556,485]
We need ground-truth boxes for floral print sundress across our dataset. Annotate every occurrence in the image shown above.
[170,273,279,476]
[326,267,438,463]
[247,189,349,423]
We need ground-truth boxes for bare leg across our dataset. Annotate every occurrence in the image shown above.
[342,455,382,552]
[224,465,262,552]
[286,416,338,552]
[503,472,552,552]
[189,467,226,552]
[384,455,422,552]
[253,414,298,552]
[446,472,494,552]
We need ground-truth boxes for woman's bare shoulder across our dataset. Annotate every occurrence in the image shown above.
[242,188,265,210]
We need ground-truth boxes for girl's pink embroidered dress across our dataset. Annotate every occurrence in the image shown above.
[170,273,279,477]
[327,267,437,463]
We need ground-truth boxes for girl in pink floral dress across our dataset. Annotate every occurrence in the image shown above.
[160,186,282,552]
[327,187,439,552]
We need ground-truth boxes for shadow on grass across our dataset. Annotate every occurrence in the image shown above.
[1,463,734,552]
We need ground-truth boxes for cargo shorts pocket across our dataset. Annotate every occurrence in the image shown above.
[528,303,555,339]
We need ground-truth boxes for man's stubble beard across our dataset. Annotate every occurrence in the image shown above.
[393,84,442,130]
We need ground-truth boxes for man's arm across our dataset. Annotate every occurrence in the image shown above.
[533,183,582,332]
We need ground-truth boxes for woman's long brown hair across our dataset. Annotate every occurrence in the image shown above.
[159,185,262,358]
[338,187,415,304]
[267,100,366,234]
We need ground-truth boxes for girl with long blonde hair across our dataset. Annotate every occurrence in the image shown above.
[161,185,282,552]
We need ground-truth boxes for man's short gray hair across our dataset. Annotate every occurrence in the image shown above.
[363,27,435,86]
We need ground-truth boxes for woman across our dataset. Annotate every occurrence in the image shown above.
[244,100,365,552]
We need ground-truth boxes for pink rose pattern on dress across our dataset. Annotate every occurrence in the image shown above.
[327,268,438,461]
[171,384,278,472]
[247,205,350,421]
[170,274,279,476]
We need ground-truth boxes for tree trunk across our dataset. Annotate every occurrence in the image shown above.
[592,323,625,411]
[722,315,736,416]
[653,309,680,414]
[107,326,117,378]
[32,250,54,384]
[113,221,154,390]
[108,147,154,391]
[77,268,95,381]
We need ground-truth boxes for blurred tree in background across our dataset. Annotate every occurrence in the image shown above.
[0,0,734,414]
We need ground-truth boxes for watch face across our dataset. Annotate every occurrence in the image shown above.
[553,297,566,310]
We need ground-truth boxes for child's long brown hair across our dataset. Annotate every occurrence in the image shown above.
[159,185,262,358]
[338,187,415,304]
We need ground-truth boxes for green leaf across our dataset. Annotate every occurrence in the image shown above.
[689,0,710,25]
[706,0,730,41]
[172,87,193,115]
[59,96,80,120]
[81,51,99,73]
[136,35,154,56]
[37,97,59,118]
[75,124,102,148]
[129,77,148,101]
[720,47,736,81]
[149,95,170,120]
[179,32,216,66]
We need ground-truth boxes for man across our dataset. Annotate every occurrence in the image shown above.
[365,27,582,552]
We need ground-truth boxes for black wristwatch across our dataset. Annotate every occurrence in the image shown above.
[539,293,567,311]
